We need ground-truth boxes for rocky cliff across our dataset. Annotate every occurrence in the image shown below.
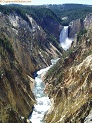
[0,5,63,72]
[29,7,62,39]
[84,13,92,29]
[69,13,92,39]
[69,19,83,38]
[0,11,62,76]
[0,32,35,123]
[44,15,92,123]
[1,4,92,123]
[0,6,63,123]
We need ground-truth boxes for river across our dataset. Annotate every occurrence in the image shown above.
[29,26,73,123]
[29,59,60,123]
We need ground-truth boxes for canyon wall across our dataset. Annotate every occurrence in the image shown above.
[44,14,92,123]
[0,7,62,123]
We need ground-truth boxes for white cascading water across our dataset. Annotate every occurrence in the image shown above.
[29,58,60,123]
[60,26,73,50]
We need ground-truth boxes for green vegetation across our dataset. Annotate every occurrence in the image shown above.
[0,35,14,57]
[0,5,63,53]
[47,4,92,25]
[5,69,13,81]
[28,7,61,24]
[0,5,32,27]
[0,4,92,26]
[0,5,61,27]
[46,34,62,52]
[0,4,91,54]
[77,28,87,41]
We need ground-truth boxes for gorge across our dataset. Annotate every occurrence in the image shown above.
[0,6,62,123]
[29,25,73,123]
[29,58,60,123]
[29,67,51,123]
[0,3,92,123]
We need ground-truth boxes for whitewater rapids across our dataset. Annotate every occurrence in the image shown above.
[29,58,60,123]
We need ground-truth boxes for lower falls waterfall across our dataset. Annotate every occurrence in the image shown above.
[60,26,73,50]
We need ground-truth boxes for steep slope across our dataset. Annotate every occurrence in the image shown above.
[0,11,62,76]
[0,33,35,123]
[44,15,92,123]
[27,7,62,39]
[0,5,63,123]
[69,13,92,40]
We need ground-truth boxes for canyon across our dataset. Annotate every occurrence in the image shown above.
[0,7,62,123]
[44,13,92,123]
[0,4,92,123]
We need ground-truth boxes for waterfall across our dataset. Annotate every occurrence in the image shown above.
[60,26,73,50]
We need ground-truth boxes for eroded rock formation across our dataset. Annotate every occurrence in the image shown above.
[44,20,92,123]
[0,7,62,122]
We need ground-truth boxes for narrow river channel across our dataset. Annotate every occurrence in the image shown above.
[29,59,60,123]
